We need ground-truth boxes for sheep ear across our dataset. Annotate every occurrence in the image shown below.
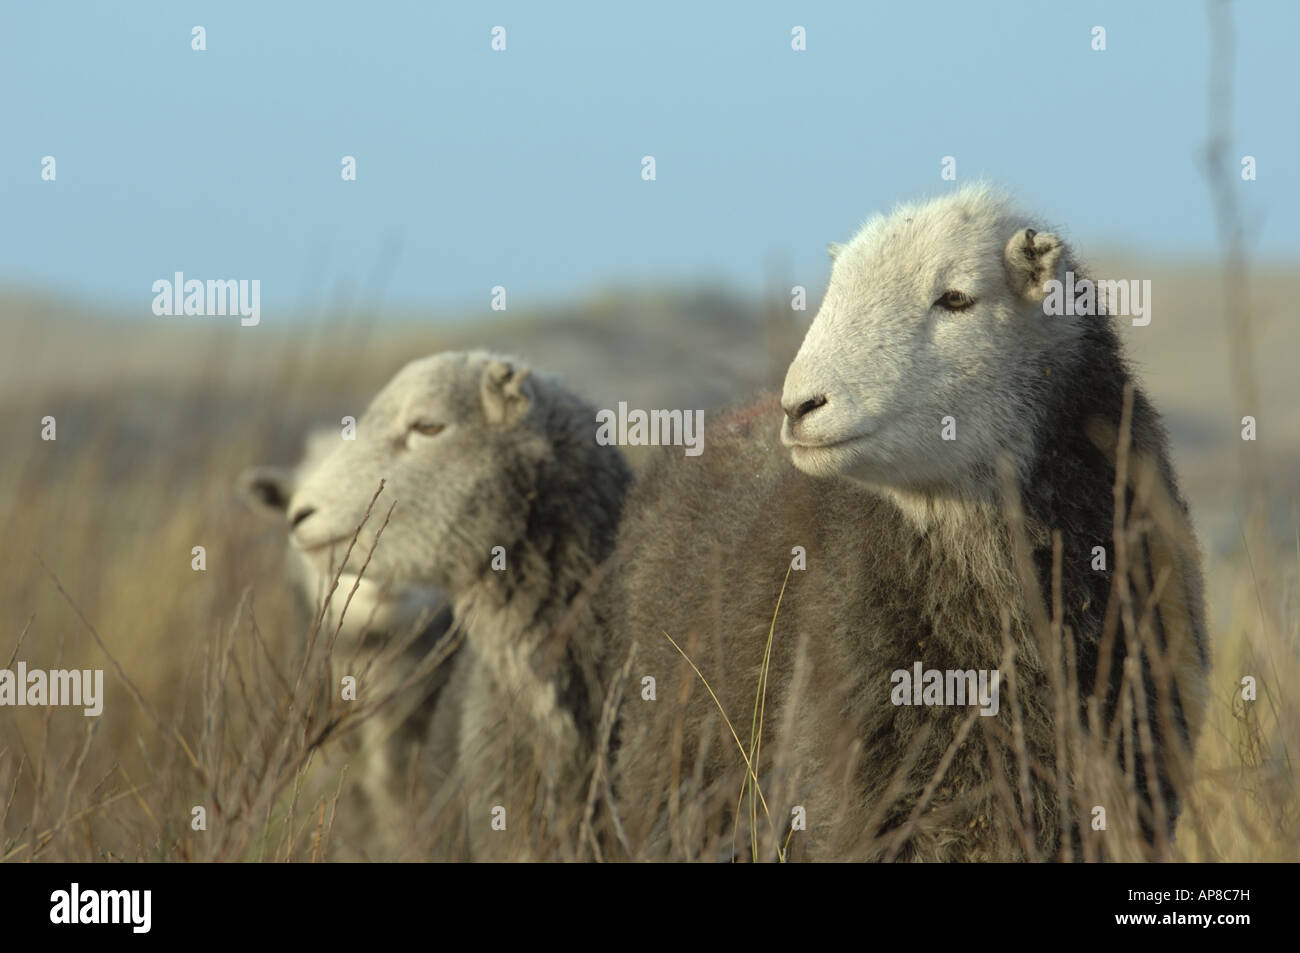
[1003,227,1064,302]
[827,242,844,261]
[236,465,296,521]
[481,359,533,426]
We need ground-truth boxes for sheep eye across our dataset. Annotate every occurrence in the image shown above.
[407,421,446,437]
[934,290,975,312]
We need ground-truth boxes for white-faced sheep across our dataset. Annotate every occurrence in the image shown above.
[238,428,468,860]
[605,185,1209,861]
[284,351,633,860]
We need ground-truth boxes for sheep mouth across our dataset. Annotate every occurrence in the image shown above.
[292,534,356,555]
[784,430,875,453]
[784,429,878,477]
[292,536,385,577]
[781,413,879,454]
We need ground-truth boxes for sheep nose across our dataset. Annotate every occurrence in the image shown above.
[289,505,316,529]
[783,394,828,423]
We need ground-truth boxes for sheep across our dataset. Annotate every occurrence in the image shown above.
[284,351,634,860]
[605,185,1209,861]
[237,428,469,860]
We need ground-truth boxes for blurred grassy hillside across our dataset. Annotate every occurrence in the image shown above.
[0,262,1295,861]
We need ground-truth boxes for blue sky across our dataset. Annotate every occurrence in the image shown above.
[2,0,1296,316]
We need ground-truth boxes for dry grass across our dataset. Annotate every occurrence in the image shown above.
[0,275,1295,862]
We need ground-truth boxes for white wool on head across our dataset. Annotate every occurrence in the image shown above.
[782,184,1082,498]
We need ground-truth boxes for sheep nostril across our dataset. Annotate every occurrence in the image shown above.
[785,395,828,423]
[289,506,316,529]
